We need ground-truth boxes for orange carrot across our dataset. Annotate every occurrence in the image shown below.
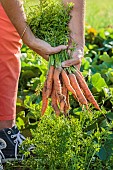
[46,65,55,98]
[53,67,64,102]
[61,69,77,99]
[55,92,60,103]
[41,80,48,116]
[53,67,62,95]
[51,84,60,116]
[69,73,88,108]
[75,70,101,110]
[64,91,70,114]
[62,82,68,99]
[60,82,67,113]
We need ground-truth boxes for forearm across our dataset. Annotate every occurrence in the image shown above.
[0,0,67,60]
[0,0,35,47]
[63,0,85,51]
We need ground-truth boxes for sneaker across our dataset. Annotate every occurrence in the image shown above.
[0,125,25,163]
[0,138,6,170]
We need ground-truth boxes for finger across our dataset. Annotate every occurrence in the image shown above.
[62,58,81,67]
[74,64,81,70]
[51,45,67,54]
[38,51,49,60]
[43,54,49,61]
[67,48,72,56]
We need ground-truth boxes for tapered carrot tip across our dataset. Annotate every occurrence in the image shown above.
[41,80,48,116]
[75,70,101,111]
[41,98,48,116]
[69,73,88,106]
[95,104,101,111]
[82,104,89,111]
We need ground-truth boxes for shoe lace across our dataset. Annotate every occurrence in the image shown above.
[0,138,6,161]
[0,155,3,170]
[12,132,25,159]
[0,150,5,160]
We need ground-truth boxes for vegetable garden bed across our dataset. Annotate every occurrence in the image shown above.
[4,0,113,169]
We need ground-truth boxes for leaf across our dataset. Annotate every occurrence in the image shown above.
[91,73,108,92]
[102,87,111,98]
[97,147,107,161]
[82,57,91,70]
[106,112,113,120]
[97,134,113,161]
[106,68,113,82]
[16,117,25,129]
[104,44,112,50]
[99,53,113,63]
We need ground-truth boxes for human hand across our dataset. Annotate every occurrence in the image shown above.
[28,38,67,61]
[61,46,84,70]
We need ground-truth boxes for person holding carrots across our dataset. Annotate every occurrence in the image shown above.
[0,0,85,164]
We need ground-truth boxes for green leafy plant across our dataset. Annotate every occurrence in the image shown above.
[5,109,113,170]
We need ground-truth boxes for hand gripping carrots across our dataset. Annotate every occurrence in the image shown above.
[34,0,101,116]
[41,53,101,116]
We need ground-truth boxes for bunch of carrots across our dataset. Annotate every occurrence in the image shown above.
[28,0,100,116]
[41,51,100,116]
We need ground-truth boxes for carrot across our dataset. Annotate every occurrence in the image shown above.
[53,67,62,94]
[53,67,64,101]
[62,82,68,98]
[60,82,67,113]
[55,92,60,103]
[68,73,88,108]
[75,70,101,110]
[64,91,70,114]
[61,69,77,99]
[41,80,48,116]
[46,65,55,98]
[51,83,60,116]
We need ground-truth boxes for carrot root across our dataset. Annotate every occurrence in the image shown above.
[61,69,77,99]
[75,70,100,111]
[41,81,48,116]
[46,65,55,98]
[69,73,88,108]
[51,83,60,116]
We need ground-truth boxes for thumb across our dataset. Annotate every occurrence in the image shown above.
[51,45,67,54]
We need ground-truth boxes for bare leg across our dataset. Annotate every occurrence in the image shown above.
[0,120,15,130]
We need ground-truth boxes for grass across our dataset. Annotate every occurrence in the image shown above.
[86,0,113,29]
[24,0,113,29]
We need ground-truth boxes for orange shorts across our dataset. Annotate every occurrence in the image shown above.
[0,4,22,120]
[0,53,21,120]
